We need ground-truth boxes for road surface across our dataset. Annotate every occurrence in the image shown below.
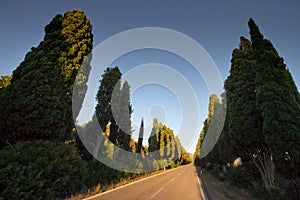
[86,164,205,200]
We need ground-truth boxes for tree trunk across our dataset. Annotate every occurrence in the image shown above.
[251,150,275,192]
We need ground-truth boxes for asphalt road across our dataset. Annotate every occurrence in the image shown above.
[86,164,205,200]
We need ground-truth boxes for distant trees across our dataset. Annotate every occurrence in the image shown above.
[148,118,191,164]
[194,94,223,165]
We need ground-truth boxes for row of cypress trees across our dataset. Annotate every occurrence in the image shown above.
[0,10,95,199]
[194,19,300,198]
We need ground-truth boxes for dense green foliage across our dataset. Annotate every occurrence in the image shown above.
[0,10,194,199]
[249,19,300,180]
[195,19,300,199]
[0,10,93,146]
[2,9,298,199]
[0,141,86,199]
[0,14,70,145]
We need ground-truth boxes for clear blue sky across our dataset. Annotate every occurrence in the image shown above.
[1,0,299,153]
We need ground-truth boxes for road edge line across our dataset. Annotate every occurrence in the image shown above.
[195,166,210,200]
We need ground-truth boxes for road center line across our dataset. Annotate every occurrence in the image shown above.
[170,177,175,182]
[150,187,164,199]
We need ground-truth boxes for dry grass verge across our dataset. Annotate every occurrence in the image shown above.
[197,168,258,200]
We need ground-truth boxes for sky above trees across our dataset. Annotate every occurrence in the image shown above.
[0,0,299,152]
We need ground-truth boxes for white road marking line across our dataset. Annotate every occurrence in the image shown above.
[150,187,164,199]
[170,177,175,182]
[196,171,205,200]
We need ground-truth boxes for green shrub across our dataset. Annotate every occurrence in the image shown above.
[227,166,251,188]
[86,160,122,188]
[0,141,86,199]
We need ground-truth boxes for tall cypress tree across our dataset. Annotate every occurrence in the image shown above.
[249,19,300,181]
[95,67,122,144]
[95,67,133,154]
[224,36,275,190]
[148,118,159,153]
[0,10,93,147]
[119,81,132,151]
[0,14,70,145]
[218,19,300,194]
[136,119,144,154]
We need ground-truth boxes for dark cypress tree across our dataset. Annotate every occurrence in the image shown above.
[95,67,122,143]
[0,10,93,147]
[249,19,300,185]
[0,14,70,146]
[136,119,144,154]
[148,118,160,157]
[119,81,132,151]
[218,19,300,195]
[224,36,275,190]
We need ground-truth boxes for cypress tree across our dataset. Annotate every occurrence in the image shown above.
[60,10,93,120]
[95,67,133,155]
[218,19,300,194]
[0,10,93,147]
[224,35,275,190]
[148,118,160,155]
[249,19,300,181]
[60,10,93,91]
[119,81,132,151]
[194,94,222,164]
[95,67,122,143]
[0,14,70,145]
[136,119,144,154]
